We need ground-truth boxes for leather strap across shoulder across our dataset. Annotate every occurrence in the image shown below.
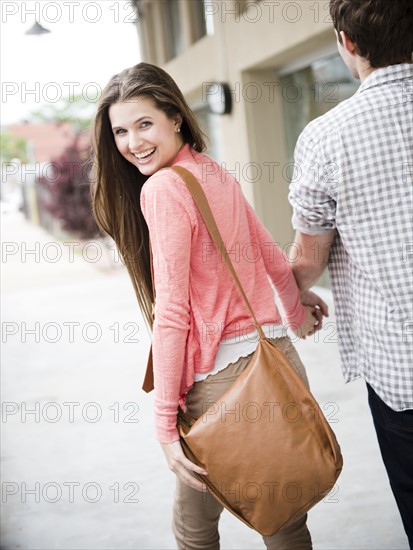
[169,165,265,338]
[142,165,265,392]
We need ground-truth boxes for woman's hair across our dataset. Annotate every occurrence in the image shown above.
[329,0,413,68]
[90,62,207,328]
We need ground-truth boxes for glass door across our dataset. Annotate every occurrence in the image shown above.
[279,53,359,287]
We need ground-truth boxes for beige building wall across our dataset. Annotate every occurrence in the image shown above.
[133,0,336,247]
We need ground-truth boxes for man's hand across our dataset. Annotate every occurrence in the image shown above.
[160,440,208,492]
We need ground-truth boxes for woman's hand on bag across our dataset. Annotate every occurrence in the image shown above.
[294,306,319,339]
[160,440,209,492]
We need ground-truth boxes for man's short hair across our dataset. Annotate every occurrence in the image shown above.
[329,0,413,68]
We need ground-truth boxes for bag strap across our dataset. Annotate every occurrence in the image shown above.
[168,165,265,339]
[141,237,155,393]
[142,164,266,392]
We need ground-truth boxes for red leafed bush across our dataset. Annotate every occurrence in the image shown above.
[37,132,100,239]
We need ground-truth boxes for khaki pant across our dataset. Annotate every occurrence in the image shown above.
[172,336,313,550]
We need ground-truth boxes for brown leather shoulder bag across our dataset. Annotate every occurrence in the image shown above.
[143,165,343,537]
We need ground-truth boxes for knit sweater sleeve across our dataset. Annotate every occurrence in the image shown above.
[140,171,194,443]
[243,196,306,329]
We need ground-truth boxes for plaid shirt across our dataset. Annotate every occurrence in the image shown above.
[289,63,413,411]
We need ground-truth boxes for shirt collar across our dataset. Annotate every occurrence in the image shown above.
[357,63,413,94]
[171,142,192,165]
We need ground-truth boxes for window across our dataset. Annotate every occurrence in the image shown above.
[192,0,214,40]
[192,1,207,41]
[163,1,213,62]
[280,53,359,163]
[164,0,184,61]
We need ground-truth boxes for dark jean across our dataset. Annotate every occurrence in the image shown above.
[366,383,413,549]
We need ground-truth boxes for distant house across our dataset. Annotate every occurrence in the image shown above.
[7,121,75,163]
[2,121,75,223]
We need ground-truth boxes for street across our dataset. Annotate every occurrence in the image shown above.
[1,211,408,550]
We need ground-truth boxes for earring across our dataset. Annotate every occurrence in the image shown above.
[176,127,181,133]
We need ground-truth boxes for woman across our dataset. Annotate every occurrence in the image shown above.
[91,62,322,549]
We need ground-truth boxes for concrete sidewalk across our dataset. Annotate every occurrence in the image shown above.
[1,211,408,550]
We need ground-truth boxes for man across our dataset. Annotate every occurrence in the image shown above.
[288,0,413,546]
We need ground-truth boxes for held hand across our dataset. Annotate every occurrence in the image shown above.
[300,290,329,333]
[160,440,208,492]
[292,306,319,339]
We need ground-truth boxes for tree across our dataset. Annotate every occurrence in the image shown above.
[30,95,95,132]
[0,131,29,163]
[37,132,101,239]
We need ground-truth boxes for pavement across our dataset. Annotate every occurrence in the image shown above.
[0,210,409,550]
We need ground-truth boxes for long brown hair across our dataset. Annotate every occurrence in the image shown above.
[90,63,207,328]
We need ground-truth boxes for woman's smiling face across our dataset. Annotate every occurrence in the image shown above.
[109,96,183,176]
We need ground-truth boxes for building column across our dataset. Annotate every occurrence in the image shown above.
[242,68,293,247]
[180,0,194,49]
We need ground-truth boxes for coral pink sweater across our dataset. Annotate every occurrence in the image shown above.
[140,144,306,443]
